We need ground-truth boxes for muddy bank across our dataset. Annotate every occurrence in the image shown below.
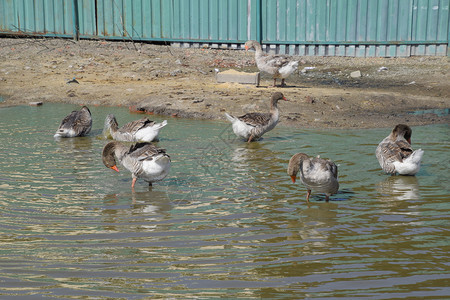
[0,37,449,128]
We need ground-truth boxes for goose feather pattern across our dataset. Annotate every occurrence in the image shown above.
[245,40,299,87]
[287,153,339,202]
[103,114,167,142]
[54,106,92,138]
[224,92,287,142]
[102,141,171,188]
[376,124,423,175]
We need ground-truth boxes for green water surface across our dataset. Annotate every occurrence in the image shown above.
[0,103,449,299]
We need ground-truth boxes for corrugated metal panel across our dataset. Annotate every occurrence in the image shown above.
[171,0,251,43]
[95,0,252,43]
[261,0,449,57]
[77,0,96,37]
[0,0,73,37]
[0,0,448,57]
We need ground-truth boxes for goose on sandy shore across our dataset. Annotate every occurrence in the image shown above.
[376,124,424,176]
[102,141,171,188]
[54,106,92,138]
[103,114,167,142]
[245,40,299,87]
[224,92,287,143]
[287,153,339,202]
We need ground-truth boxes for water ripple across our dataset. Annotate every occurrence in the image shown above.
[0,105,448,298]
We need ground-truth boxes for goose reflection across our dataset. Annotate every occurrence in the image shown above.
[101,190,171,232]
[131,189,172,211]
[230,142,285,176]
[377,175,420,201]
[55,135,93,151]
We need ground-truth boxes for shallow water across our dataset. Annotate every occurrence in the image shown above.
[0,103,449,299]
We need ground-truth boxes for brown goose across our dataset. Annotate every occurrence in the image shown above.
[376,124,424,175]
[54,106,92,138]
[245,40,299,87]
[102,141,171,188]
[224,92,287,142]
[103,114,167,142]
[287,153,339,202]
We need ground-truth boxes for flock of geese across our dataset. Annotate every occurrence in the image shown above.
[52,40,424,201]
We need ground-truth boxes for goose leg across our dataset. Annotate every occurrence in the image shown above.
[273,78,277,87]
[306,189,311,202]
[131,178,137,188]
[247,135,254,143]
[325,194,330,202]
[280,78,286,87]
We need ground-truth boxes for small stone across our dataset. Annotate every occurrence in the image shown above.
[350,70,361,78]
[170,69,182,76]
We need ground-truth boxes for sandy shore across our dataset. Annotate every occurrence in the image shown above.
[0,37,449,128]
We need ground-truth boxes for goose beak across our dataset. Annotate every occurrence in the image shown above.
[283,97,289,101]
[290,175,296,183]
[245,45,249,51]
[110,165,119,172]
[407,138,411,144]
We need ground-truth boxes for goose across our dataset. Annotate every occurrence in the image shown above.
[103,114,167,142]
[54,106,92,138]
[376,124,424,175]
[245,40,299,87]
[287,153,339,202]
[102,141,171,188]
[224,92,287,142]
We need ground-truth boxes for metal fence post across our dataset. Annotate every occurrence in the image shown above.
[256,0,262,44]
[72,0,79,40]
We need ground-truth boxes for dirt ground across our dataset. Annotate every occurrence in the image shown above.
[0,37,449,129]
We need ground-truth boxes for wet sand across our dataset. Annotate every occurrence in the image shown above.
[0,37,449,128]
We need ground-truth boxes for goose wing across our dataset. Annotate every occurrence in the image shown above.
[395,140,414,159]
[376,139,405,174]
[60,108,92,136]
[127,143,168,161]
[119,118,155,134]
[326,160,339,179]
[260,53,292,69]
[238,112,271,127]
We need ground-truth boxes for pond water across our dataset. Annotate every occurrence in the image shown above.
[0,103,449,299]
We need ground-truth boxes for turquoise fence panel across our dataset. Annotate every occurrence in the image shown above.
[257,0,448,57]
[0,0,73,36]
[77,0,96,37]
[170,0,251,43]
[0,0,448,56]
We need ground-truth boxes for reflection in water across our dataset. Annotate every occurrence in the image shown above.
[377,175,420,201]
[0,104,449,298]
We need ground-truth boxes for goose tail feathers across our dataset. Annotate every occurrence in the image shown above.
[224,113,236,123]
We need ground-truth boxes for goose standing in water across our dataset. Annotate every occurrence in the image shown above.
[287,153,339,202]
[224,92,287,143]
[103,114,167,142]
[102,141,171,188]
[376,124,424,175]
[245,40,299,87]
[54,106,92,138]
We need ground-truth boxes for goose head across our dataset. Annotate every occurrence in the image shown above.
[102,142,120,172]
[270,92,288,108]
[244,40,262,52]
[392,124,412,144]
[80,106,91,115]
[287,153,309,183]
[104,114,119,131]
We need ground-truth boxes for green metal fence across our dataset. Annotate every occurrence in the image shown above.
[1,0,449,57]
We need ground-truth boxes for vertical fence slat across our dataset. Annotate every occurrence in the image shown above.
[0,0,448,57]
[437,0,449,55]
[209,0,219,40]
